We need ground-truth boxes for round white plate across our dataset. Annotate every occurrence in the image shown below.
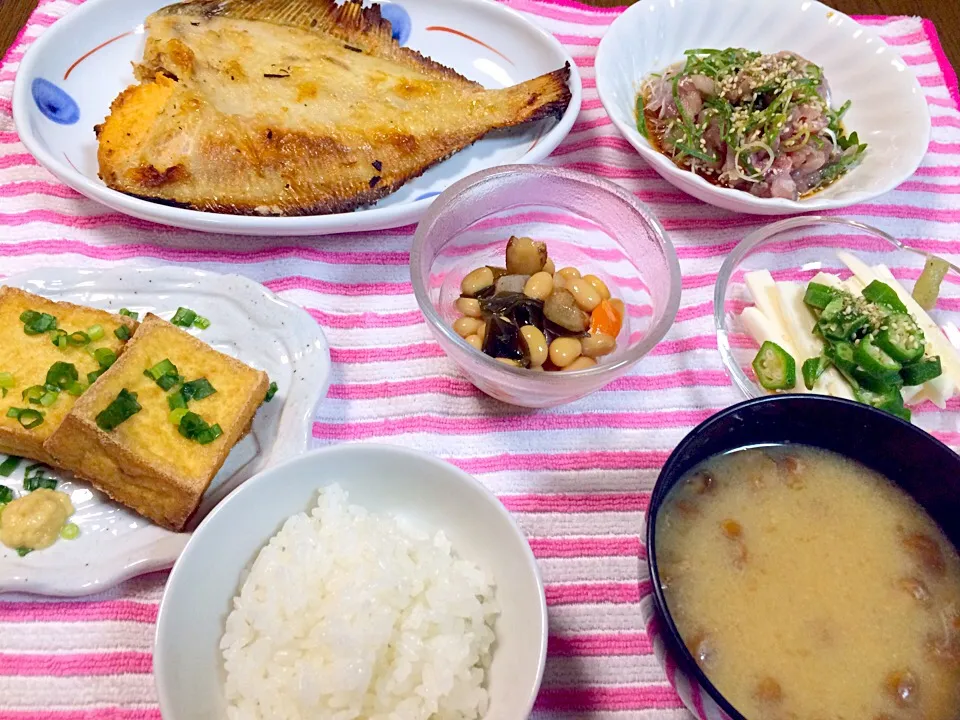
[0,267,331,596]
[12,0,582,236]
[595,0,931,215]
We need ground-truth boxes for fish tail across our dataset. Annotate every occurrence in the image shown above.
[496,63,573,126]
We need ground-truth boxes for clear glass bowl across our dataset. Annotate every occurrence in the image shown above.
[714,216,960,441]
[411,164,682,408]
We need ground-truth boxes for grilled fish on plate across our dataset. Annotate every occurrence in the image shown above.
[95,0,573,216]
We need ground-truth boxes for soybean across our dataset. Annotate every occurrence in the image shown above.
[581,333,617,358]
[568,278,603,312]
[583,274,611,300]
[524,271,554,301]
[456,297,483,318]
[453,316,483,338]
[520,326,549,367]
[465,334,483,350]
[549,337,582,368]
[461,267,494,297]
[563,356,598,371]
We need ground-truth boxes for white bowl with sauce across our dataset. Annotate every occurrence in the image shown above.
[595,0,931,215]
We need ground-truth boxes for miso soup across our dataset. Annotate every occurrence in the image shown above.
[656,445,960,720]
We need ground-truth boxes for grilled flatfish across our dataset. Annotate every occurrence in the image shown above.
[95,0,572,216]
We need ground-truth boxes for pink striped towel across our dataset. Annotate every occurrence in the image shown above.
[1,0,959,717]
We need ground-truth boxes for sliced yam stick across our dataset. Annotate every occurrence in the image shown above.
[902,385,926,405]
[745,271,795,350]
[810,272,844,290]
[844,276,866,295]
[776,281,820,358]
[741,306,800,355]
[836,251,881,287]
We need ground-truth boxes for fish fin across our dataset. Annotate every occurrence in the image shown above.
[151,0,477,84]
[152,0,342,30]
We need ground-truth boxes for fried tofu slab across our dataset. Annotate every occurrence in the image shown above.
[45,314,268,531]
[0,288,137,466]
[95,0,573,216]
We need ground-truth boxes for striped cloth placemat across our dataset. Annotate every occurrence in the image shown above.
[1,0,959,717]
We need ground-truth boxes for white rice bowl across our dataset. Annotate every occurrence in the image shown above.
[220,483,500,720]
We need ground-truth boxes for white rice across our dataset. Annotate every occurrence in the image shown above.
[220,484,499,720]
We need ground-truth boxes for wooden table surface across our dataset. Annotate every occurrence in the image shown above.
[0,0,957,71]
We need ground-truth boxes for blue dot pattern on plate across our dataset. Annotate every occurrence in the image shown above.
[416,191,442,201]
[31,78,80,125]
[379,3,411,46]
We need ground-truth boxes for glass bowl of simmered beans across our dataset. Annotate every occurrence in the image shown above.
[411,164,682,408]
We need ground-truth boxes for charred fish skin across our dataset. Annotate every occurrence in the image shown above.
[95,0,573,216]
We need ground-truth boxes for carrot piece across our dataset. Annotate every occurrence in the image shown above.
[590,299,622,338]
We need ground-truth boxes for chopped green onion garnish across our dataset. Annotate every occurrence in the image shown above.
[87,325,105,341]
[94,348,117,370]
[60,523,80,540]
[177,411,223,444]
[181,378,216,401]
[264,381,278,403]
[119,308,139,320]
[114,325,132,341]
[21,310,57,335]
[145,359,182,390]
[46,361,79,389]
[193,315,211,330]
[14,409,44,430]
[39,391,59,407]
[0,484,13,502]
[145,359,178,381]
[16,547,32,557]
[156,374,181,391]
[23,465,56,492]
[195,425,223,445]
[50,328,67,348]
[168,391,188,411]
[87,369,105,385]
[6,408,20,419]
[0,372,12,399]
[171,307,198,327]
[96,389,142,432]
[22,385,46,404]
[635,93,648,139]
[169,407,189,425]
[67,331,91,347]
[0,456,20,478]
[66,381,85,397]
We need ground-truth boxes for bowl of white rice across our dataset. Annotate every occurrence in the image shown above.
[154,444,547,720]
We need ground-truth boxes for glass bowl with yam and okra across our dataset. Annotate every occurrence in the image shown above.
[715,217,960,441]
